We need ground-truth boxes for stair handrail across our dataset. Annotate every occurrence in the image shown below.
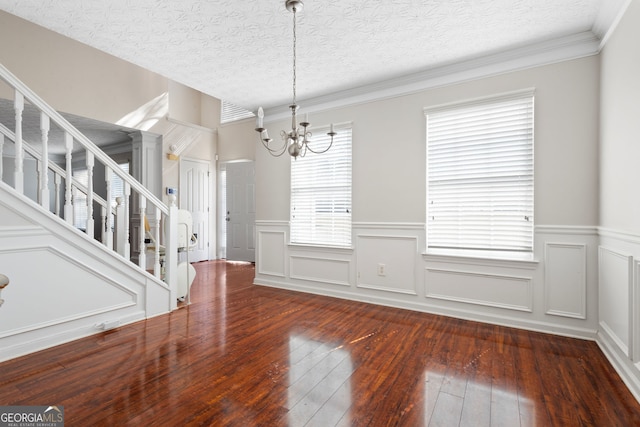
[0,63,167,216]
[0,123,112,214]
[0,62,179,309]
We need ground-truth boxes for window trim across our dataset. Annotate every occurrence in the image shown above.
[424,89,535,255]
[290,123,353,248]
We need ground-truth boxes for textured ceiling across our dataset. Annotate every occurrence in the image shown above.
[0,0,627,113]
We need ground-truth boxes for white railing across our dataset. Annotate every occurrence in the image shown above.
[0,63,178,304]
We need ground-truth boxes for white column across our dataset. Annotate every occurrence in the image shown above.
[39,113,50,210]
[13,91,24,193]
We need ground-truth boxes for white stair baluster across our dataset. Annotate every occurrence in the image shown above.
[139,195,146,271]
[54,173,62,217]
[85,151,94,238]
[104,165,113,249]
[124,182,131,259]
[64,133,73,224]
[39,113,50,210]
[153,206,161,279]
[13,91,24,193]
[100,205,107,245]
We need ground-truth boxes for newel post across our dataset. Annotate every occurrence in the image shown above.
[165,195,178,310]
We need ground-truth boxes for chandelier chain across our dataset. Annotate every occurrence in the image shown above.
[292,6,297,106]
[255,0,336,159]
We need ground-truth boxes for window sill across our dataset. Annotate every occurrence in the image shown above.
[423,248,539,270]
[288,243,354,253]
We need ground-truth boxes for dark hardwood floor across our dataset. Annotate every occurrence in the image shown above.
[1,260,639,426]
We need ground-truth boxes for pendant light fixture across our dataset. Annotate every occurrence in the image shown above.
[255,0,336,158]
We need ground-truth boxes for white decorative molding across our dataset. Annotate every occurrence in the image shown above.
[255,220,289,227]
[425,268,533,312]
[423,250,538,270]
[290,255,351,287]
[600,319,629,360]
[267,32,601,120]
[599,227,640,245]
[594,0,633,49]
[0,225,45,238]
[597,327,640,404]
[536,225,599,236]
[544,243,587,319]
[0,309,145,363]
[353,222,425,231]
[598,245,633,357]
[257,230,286,277]
[356,234,418,296]
[633,260,640,362]
[0,244,138,339]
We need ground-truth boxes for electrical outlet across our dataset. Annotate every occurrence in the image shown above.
[377,263,386,276]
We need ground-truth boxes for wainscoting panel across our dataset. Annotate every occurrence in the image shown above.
[425,268,533,312]
[257,230,286,277]
[290,256,351,287]
[0,245,137,339]
[633,260,640,362]
[598,245,633,356]
[356,234,418,295]
[544,243,587,319]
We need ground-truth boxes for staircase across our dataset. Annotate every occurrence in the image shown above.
[0,63,180,362]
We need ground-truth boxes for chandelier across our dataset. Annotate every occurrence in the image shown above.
[255,0,336,159]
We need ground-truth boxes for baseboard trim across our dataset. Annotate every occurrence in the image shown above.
[597,328,640,403]
[254,277,597,341]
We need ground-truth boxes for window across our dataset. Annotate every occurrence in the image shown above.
[290,125,352,247]
[426,91,534,252]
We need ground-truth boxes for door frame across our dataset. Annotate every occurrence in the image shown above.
[217,159,255,261]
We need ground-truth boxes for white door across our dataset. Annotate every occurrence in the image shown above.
[180,158,210,262]
[226,161,255,262]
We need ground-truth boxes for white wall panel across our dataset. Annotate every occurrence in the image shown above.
[544,243,587,318]
[257,230,286,277]
[425,268,533,312]
[290,256,350,287]
[0,246,136,338]
[356,235,418,295]
[598,246,632,356]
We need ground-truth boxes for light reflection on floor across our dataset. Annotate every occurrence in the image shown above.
[424,370,534,426]
[287,334,353,426]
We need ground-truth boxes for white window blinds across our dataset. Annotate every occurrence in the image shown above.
[426,92,534,252]
[290,125,352,247]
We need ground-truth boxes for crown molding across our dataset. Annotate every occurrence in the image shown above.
[263,31,600,123]
[593,0,633,48]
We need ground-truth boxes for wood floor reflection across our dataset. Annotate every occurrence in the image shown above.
[1,260,640,426]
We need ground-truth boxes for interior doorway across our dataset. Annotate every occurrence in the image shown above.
[220,161,255,262]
